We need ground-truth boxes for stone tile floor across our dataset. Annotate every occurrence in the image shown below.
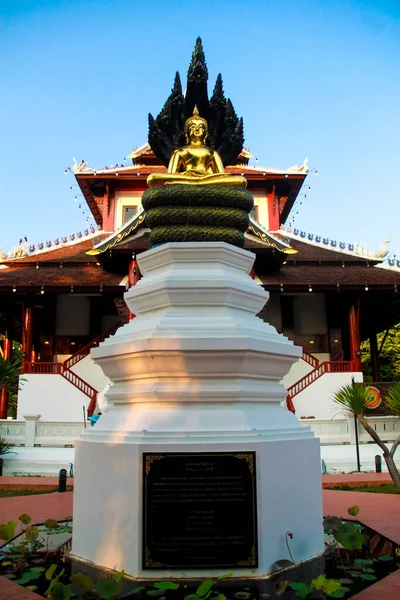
[0,473,399,598]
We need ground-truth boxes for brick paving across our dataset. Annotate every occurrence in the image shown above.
[0,491,73,528]
[0,490,73,598]
[350,570,400,599]
[0,475,73,492]
[0,476,399,598]
[322,472,393,488]
[0,575,42,598]
[1,472,390,494]
[324,489,400,546]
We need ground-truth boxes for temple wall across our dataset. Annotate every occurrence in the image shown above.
[293,294,328,335]
[56,295,90,336]
[314,353,331,362]
[102,314,121,331]
[114,190,143,230]
[17,374,90,422]
[292,371,363,420]
[260,291,282,331]
[252,190,269,228]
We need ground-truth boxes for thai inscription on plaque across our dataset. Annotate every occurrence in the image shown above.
[143,452,258,569]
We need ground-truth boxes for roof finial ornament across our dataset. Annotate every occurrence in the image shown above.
[369,238,391,260]
[288,157,309,174]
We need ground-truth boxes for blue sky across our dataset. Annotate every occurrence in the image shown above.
[1,0,400,259]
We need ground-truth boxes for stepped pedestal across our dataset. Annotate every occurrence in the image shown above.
[72,242,323,578]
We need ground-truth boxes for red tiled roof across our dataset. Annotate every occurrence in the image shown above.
[258,263,400,289]
[282,237,377,264]
[76,164,305,178]
[2,236,107,264]
[254,235,400,289]
[0,264,123,289]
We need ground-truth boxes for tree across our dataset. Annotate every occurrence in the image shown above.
[3,342,22,418]
[0,357,22,397]
[361,324,400,382]
[333,383,400,491]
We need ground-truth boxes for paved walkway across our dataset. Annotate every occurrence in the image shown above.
[0,475,73,491]
[0,489,73,598]
[322,472,393,488]
[324,488,400,546]
[0,491,73,527]
[0,475,400,599]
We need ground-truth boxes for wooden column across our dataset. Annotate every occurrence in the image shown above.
[0,324,13,419]
[22,303,34,372]
[348,299,361,371]
[369,328,381,382]
[127,258,142,321]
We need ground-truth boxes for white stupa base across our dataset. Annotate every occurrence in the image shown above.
[72,242,323,578]
[73,435,321,578]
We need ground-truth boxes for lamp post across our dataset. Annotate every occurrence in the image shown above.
[352,376,361,472]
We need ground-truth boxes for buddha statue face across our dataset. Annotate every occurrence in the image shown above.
[184,107,208,144]
[187,118,207,143]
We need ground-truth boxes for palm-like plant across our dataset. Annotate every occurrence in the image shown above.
[332,384,370,416]
[386,383,400,417]
[333,383,400,492]
[0,436,14,456]
[0,357,22,395]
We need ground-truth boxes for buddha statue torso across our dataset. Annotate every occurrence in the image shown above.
[147,106,247,188]
[174,145,217,176]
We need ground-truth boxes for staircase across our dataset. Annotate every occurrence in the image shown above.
[301,351,319,369]
[63,323,121,370]
[286,360,355,414]
[62,368,98,417]
[25,323,121,418]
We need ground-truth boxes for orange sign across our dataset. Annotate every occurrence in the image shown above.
[364,386,382,409]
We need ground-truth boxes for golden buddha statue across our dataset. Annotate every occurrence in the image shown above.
[147,106,247,188]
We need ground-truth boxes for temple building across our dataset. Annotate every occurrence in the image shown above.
[1,40,400,427]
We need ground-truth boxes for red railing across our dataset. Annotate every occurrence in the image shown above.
[62,368,98,417]
[63,323,121,370]
[25,362,62,374]
[86,395,97,418]
[286,361,355,413]
[301,351,319,369]
[24,363,98,416]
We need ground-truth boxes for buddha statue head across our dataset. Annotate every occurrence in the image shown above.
[184,106,208,144]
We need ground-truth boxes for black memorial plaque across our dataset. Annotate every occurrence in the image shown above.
[143,452,258,569]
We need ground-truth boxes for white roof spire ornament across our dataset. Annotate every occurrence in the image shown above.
[371,238,391,260]
[72,157,89,174]
[287,157,309,174]
[354,237,390,260]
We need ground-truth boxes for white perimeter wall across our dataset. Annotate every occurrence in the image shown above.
[292,371,363,420]
[17,374,90,422]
